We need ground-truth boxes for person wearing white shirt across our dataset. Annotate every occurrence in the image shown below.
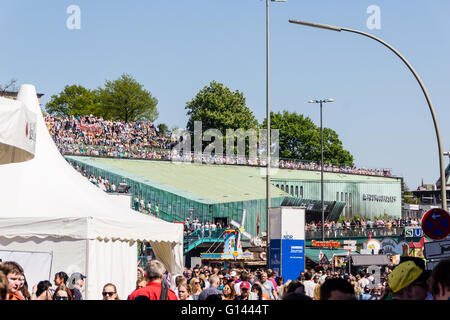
[303,272,317,299]
[358,273,370,290]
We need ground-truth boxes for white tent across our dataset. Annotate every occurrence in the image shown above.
[0,97,36,164]
[0,84,184,300]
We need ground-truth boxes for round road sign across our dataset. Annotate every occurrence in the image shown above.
[421,208,450,240]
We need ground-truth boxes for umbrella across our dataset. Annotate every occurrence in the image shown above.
[0,95,36,164]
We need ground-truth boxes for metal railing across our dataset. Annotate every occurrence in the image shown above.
[182,226,409,253]
[60,144,394,178]
[305,226,405,239]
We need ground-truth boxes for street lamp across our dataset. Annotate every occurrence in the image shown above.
[289,19,448,212]
[308,98,334,241]
[266,0,287,270]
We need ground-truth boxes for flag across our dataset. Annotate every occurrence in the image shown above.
[419,236,425,248]
[257,211,260,236]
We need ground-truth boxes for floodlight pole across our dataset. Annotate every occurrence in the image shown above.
[266,0,287,271]
[266,0,271,271]
[289,19,448,212]
[308,99,334,241]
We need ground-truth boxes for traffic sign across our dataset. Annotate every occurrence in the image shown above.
[421,208,450,240]
[319,254,329,266]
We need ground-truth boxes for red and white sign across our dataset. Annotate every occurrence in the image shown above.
[421,208,450,240]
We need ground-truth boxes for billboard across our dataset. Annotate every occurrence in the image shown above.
[269,207,305,281]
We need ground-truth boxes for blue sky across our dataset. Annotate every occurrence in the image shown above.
[1,0,449,190]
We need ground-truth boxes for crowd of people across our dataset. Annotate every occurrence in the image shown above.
[306,217,420,232]
[130,257,450,301]
[45,115,175,159]
[0,261,91,301]
[46,115,393,178]
[3,257,448,301]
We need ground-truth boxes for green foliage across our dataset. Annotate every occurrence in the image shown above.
[186,81,258,133]
[97,74,158,122]
[45,85,97,117]
[45,74,159,123]
[157,123,169,136]
[185,81,259,154]
[261,110,354,166]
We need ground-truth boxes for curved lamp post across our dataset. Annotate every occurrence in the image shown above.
[289,19,447,212]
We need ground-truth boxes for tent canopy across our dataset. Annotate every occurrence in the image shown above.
[0,85,183,245]
[0,97,36,164]
[0,85,183,299]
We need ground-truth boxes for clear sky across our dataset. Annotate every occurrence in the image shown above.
[1,0,449,190]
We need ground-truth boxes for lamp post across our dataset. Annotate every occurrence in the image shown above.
[289,19,448,212]
[308,98,334,241]
[266,0,287,270]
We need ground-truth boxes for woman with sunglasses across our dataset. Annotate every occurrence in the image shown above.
[221,282,236,300]
[189,277,203,300]
[102,283,119,300]
[52,285,72,301]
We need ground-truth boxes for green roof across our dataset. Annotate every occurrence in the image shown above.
[66,156,289,203]
[273,168,399,183]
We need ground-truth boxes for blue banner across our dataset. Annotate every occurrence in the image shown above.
[281,239,305,281]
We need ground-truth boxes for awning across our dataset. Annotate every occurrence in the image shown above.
[351,254,391,266]
[281,197,346,222]
[305,248,357,263]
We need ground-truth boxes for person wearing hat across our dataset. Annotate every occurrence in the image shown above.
[234,281,257,300]
[388,261,429,300]
[69,272,86,300]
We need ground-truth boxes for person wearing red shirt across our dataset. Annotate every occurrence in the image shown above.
[128,260,178,300]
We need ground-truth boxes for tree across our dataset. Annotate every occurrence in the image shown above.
[185,81,258,154]
[0,78,18,94]
[97,74,158,122]
[402,180,419,204]
[186,81,258,134]
[261,110,354,166]
[45,85,97,117]
[157,123,169,136]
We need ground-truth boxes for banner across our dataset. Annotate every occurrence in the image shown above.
[0,250,53,291]
[269,207,305,281]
